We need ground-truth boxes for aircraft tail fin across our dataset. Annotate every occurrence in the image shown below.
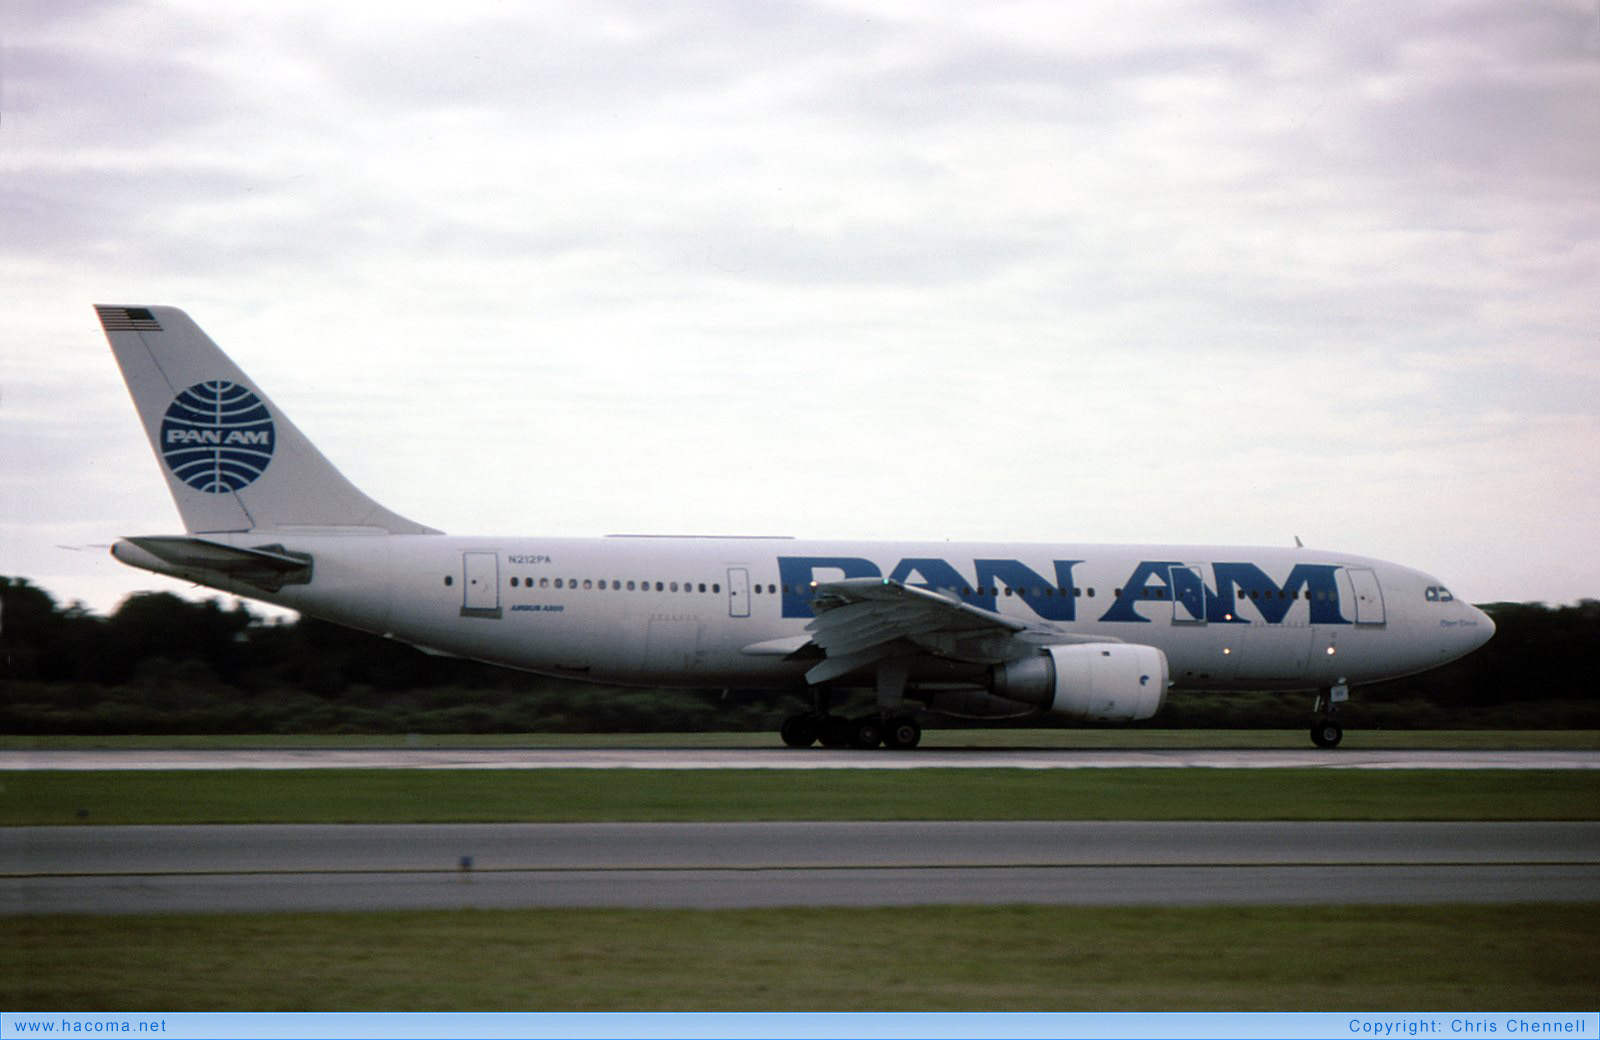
[96,305,439,536]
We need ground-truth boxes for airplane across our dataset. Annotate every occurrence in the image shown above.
[96,304,1496,750]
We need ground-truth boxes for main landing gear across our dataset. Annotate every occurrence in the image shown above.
[1310,682,1348,749]
[779,712,923,749]
[780,687,922,750]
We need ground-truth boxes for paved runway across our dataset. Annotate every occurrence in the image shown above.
[5,748,1598,770]
[7,821,1597,914]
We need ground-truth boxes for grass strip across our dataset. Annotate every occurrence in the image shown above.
[6,903,1595,1010]
[4,769,1597,825]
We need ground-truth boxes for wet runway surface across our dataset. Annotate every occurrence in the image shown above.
[8,821,1598,914]
[6,748,1599,770]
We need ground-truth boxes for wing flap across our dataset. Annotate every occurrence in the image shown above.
[740,635,814,657]
[802,577,1041,684]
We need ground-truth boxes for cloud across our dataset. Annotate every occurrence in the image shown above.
[2,0,1597,612]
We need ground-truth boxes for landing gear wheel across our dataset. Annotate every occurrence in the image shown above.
[780,714,818,748]
[819,714,854,748]
[881,716,922,750]
[848,715,883,749]
[1310,720,1344,749]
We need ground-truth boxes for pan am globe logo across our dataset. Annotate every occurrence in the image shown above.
[159,381,276,493]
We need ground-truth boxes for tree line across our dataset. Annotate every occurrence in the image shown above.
[2,576,1595,734]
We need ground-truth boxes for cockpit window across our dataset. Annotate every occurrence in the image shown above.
[1425,586,1455,603]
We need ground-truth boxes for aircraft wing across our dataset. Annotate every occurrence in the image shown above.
[802,577,1111,684]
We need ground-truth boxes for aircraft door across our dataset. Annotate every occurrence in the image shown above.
[727,567,750,618]
[1347,568,1386,626]
[461,551,502,618]
[1171,564,1208,624]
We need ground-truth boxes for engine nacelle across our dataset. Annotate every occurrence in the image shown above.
[989,642,1169,721]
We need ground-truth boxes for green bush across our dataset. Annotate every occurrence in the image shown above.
[3,577,1596,734]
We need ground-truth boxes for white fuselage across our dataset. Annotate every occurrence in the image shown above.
[127,533,1496,694]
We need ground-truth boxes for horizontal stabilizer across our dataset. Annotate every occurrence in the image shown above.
[112,536,313,591]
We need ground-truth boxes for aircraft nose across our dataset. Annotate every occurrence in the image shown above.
[1470,604,1496,649]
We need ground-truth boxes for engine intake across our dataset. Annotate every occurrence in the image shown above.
[989,643,1169,721]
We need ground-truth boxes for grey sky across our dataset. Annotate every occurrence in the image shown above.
[3,0,1598,615]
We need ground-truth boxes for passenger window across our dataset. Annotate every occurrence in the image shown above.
[655,581,664,592]
[713,584,721,593]
[554,579,563,589]
[444,576,453,587]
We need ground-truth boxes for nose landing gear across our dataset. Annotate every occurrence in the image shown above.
[1310,682,1348,748]
[1310,718,1343,749]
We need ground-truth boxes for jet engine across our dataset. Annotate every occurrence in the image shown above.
[987,642,1169,721]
